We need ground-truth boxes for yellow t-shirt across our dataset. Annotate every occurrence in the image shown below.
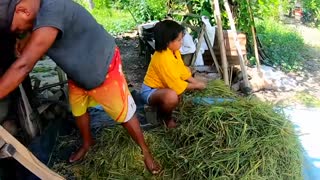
[143,48,192,95]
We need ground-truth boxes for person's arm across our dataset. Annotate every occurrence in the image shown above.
[15,32,32,58]
[0,27,59,99]
[186,77,206,90]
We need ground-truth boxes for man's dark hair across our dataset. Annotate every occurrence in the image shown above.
[154,20,185,52]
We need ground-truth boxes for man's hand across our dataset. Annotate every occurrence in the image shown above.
[15,33,31,58]
[0,27,59,99]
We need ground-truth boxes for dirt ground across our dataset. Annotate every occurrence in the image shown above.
[115,33,148,91]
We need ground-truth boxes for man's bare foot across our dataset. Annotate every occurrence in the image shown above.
[69,143,94,163]
[164,118,177,129]
[143,151,161,175]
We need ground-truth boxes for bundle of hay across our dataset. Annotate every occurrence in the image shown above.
[53,80,302,179]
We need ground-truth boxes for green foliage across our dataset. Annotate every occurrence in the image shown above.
[73,0,136,35]
[184,0,291,32]
[93,0,111,9]
[295,91,320,107]
[188,0,213,18]
[92,8,136,35]
[230,0,293,34]
[113,0,168,23]
[73,0,89,8]
[256,19,306,71]
[301,0,320,27]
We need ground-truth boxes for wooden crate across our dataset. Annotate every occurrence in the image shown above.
[208,30,247,66]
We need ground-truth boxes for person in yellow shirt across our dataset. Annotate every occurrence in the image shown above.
[141,20,206,128]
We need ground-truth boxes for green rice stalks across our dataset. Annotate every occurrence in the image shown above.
[52,80,302,179]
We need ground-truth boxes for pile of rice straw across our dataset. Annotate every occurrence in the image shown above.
[53,80,302,179]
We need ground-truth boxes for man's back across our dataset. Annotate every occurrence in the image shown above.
[34,0,116,90]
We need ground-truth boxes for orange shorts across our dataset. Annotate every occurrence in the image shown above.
[68,47,136,123]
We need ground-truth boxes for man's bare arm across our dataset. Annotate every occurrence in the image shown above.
[0,27,58,99]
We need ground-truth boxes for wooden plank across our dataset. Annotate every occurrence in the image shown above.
[190,25,205,66]
[203,27,222,77]
[0,126,65,180]
[213,31,247,53]
[223,0,250,89]
[246,0,262,74]
[213,0,229,85]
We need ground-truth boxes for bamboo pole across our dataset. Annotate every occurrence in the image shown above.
[212,0,229,85]
[246,0,262,76]
[223,0,250,89]
[190,26,205,66]
[203,26,222,76]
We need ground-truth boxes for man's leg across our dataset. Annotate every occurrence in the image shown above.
[121,115,160,174]
[69,112,95,163]
[68,80,97,163]
[90,83,161,174]
[89,47,160,174]
[149,89,179,128]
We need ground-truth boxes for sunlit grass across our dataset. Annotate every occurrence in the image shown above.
[92,8,137,35]
[257,19,307,72]
[295,91,320,107]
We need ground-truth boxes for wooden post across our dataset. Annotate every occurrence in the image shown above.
[0,126,65,180]
[213,0,229,85]
[203,26,222,76]
[246,0,262,75]
[190,25,205,66]
[223,0,250,89]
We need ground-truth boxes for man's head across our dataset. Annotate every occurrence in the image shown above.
[11,0,40,34]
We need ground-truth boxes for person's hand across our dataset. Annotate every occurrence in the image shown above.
[15,41,23,58]
[15,33,31,58]
[196,81,206,90]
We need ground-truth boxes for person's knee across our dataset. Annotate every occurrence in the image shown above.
[162,90,179,108]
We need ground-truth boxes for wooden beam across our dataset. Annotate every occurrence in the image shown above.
[203,26,222,77]
[246,0,262,75]
[0,126,65,180]
[190,25,205,66]
[213,0,229,85]
[223,0,250,89]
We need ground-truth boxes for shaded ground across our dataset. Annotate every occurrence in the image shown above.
[115,32,148,91]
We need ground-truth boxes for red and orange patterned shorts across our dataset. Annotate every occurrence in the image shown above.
[68,47,136,123]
